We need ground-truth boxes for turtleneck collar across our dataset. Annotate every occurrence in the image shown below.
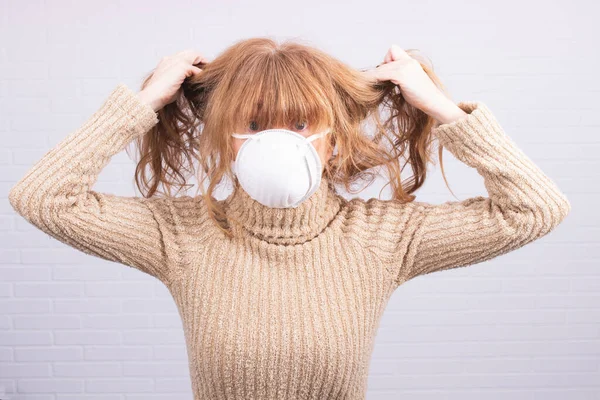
[222,176,343,246]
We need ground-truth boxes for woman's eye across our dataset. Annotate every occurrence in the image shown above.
[294,121,307,131]
[248,121,259,131]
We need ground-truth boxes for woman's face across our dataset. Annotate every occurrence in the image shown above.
[232,121,334,169]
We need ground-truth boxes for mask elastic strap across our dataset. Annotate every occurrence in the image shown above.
[307,128,331,143]
[231,133,253,139]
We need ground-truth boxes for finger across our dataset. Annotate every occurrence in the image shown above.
[361,69,377,82]
[389,44,412,62]
[362,67,391,83]
[185,65,203,77]
[174,59,200,72]
[384,48,393,64]
[177,49,210,66]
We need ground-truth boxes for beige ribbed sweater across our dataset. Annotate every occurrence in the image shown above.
[9,83,570,399]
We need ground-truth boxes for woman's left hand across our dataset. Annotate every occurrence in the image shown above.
[362,45,463,123]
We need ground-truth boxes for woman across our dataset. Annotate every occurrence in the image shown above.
[9,37,570,399]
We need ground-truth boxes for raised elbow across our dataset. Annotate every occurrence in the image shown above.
[8,182,25,215]
[8,180,49,226]
[557,195,571,222]
[513,195,570,243]
[546,191,571,228]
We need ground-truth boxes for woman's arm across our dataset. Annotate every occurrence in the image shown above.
[354,101,571,286]
[8,83,195,287]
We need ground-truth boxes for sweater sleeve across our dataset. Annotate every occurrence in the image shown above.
[8,83,185,286]
[357,101,571,287]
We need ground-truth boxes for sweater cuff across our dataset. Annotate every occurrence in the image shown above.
[106,83,159,142]
[432,101,509,148]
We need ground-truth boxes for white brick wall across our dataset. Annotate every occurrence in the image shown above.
[1,0,597,399]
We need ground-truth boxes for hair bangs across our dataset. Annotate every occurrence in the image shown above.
[226,54,335,133]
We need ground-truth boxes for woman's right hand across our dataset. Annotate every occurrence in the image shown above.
[137,49,210,112]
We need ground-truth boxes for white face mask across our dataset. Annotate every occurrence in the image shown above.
[231,127,331,208]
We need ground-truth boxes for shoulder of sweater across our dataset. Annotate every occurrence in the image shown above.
[139,193,213,234]
[340,193,431,215]
[338,195,430,242]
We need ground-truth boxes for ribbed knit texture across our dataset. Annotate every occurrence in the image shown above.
[8,83,571,399]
